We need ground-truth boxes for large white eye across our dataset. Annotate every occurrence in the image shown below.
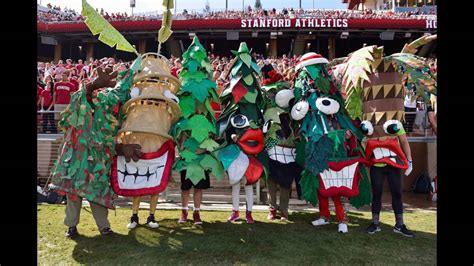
[230,114,250,128]
[291,101,309,121]
[130,87,140,98]
[315,97,340,115]
[383,120,403,135]
[275,89,294,108]
[164,90,179,103]
[263,120,273,133]
[360,120,374,136]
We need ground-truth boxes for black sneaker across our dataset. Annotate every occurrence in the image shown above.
[127,215,139,229]
[65,226,79,238]
[393,224,414,237]
[100,227,113,236]
[366,222,381,234]
[146,214,159,228]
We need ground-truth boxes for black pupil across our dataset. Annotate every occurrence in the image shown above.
[234,115,246,126]
[387,124,399,134]
[322,99,331,106]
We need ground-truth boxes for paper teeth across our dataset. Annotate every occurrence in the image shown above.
[389,150,397,156]
[381,148,391,157]
[373,148,383,159]
[390,158,397,163]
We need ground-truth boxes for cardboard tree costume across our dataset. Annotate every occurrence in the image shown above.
[216,42,268,222]
[261,66,303,219]
[172,36,224,185]
[290,53,371,229]
[335,45,436,230]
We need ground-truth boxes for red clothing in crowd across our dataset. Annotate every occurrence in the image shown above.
[76,64,84,72]
[37,85,43,99]
[41,90,53,108]
[69,78,79,91]
[54,81,76,104]
[170,67,179,78]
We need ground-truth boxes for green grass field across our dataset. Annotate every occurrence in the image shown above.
[38,205,436,265]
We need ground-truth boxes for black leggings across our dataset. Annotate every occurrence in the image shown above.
[370,165,403,215]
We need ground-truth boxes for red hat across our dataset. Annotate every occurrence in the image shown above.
[295,52,329,71]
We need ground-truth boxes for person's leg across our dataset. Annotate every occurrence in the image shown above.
[267,177,278,212]
[386,167,403,225]
[64,195,82,228]
[146,194,159,228]
[332,196,347,223]
[370,166,385,224]
[279,185,291,219]
[312,193,330,226]
[244,184,254,223]
[89,201,110,231]
[127,196,141,229]
[228,183,241,222]
[193,189,203,209]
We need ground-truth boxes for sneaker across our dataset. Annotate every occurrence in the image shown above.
[280,215,290,222]
[246,211,254,224]
[393,224,414,238]
[338,223,348,233]
[311,218,330,226]
[127,215,139,229]
[100,227,113,236]
[65,226,79,238]
[267,208,277,220]
[193,211,202,225]
[366,222,381,234]
[227,210,240,223]
[146,215,159,228]
[179,209,189,223]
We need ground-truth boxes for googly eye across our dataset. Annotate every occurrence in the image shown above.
[263,120,273,133]
[383,120,403,135]
[290,100,309,121]
[275,89,294,108]
[130,87,140,98]
[230,114,250,128]
[360,120,374,136]
[164,90,179,103]
[315,97,340,115]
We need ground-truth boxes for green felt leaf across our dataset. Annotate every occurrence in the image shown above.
[305,135,332,176]
[186,162,206,185]
[184,59,200,73]
[173,159,186,172]
[180,150,199,162]
[199,138,219,152]
[201,60,213,73]
[327,130,346,158]
[243,74,254,86]
[181,79,216,103]
[231,60,243,76]
[217,144,240,170]
[183,138,200,152]
[199,154,225,180]
[349,164,372,208]
[299,169,319,206]
[243,87,258,103]
[251,61,261,74]
[178,95,196,118]
[315,77,330,94]
[239,53,252,67]
[305,65,320,80]
[182,115,216,143]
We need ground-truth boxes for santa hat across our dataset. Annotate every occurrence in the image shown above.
[295,52,329,71]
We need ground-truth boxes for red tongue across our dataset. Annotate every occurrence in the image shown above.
[245,157,263,185]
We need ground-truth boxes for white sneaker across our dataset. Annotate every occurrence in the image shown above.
[338,223,348,233]
[127,221,138,229]
[147,221,159,228]
[311,218,330,226]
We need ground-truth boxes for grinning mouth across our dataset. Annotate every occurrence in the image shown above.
[320,162,358,189]
[318,158,363,198]
[365,138,408,169]
[238,128,264,155]
[111,140,175,197]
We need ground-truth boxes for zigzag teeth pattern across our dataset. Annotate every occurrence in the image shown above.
[320,162,359,189]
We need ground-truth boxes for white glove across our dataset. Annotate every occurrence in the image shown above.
[405,160,413,176]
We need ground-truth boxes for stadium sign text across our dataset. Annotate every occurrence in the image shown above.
[241,18,349,28]
[425,20,437,29]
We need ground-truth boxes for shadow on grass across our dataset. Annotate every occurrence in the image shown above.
[67,212,436,264]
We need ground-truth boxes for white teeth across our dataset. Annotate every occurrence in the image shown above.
[319,162,359,189]
[389,150,397,156]
[381,148,391,157]
[390,158,396,163]
[373,148,383,159]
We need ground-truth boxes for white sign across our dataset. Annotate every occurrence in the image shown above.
[241,18,349,28]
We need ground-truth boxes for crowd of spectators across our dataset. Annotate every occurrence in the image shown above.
[37,3,436,23]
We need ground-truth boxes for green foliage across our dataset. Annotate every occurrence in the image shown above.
[299,170,319,206]
[349,165,372,208]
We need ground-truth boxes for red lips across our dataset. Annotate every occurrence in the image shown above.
[238,128,264,155]
[365,138,408,169]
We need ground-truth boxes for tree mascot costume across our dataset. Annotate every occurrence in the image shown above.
[336,44,436,237]
[50,0,158,237]
[260,65,302,222]
[216,42,268,224]
[290,53,371,233]
[172,36,224,225]
[110,0,182,230]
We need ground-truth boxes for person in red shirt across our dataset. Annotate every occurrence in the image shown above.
[40,81,57,133]
[37,84,44,110]
[76,59,84,72]
[53,72,76,120]
[170,59,181,78]
[65,59,74,69]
